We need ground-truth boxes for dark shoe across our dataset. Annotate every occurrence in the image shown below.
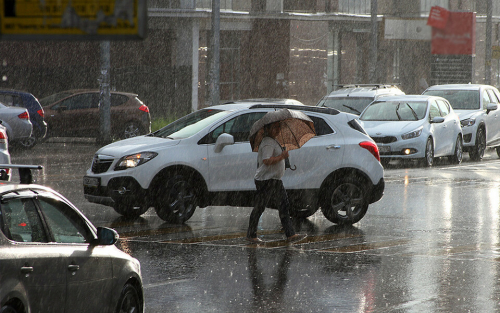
[286,234,307,243]
[246,237,263,244]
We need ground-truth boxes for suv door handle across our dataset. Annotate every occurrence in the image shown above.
[68,264,80,272]
[20,266,33,274]
[326,145,341,150]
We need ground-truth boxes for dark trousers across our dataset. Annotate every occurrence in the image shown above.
[247,179,296,238]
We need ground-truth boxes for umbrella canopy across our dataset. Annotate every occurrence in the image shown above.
[249,108,316,152]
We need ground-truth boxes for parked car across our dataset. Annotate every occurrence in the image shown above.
[0,90,47,149]
[359,95,463,167]
[0,165,143,313]
[40,90,151,139]
[0,125,11,181]
[422,84,500,161]
[0,103,32,146]
[84,101,384,226]
[316,84,405,115]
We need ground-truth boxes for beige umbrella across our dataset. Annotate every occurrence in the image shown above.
[249,108,316,153]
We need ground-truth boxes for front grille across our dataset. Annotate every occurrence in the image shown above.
[371,136,397,144]
[91,155,114,174]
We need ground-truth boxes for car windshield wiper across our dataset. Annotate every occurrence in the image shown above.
[395,103,402,120]
[342,104,361,114]
[405,103,419,120]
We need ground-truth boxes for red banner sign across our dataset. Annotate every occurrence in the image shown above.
[427,6,449,29]
[431,11,475,55]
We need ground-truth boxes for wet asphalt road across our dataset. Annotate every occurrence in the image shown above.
[11,141,500,312]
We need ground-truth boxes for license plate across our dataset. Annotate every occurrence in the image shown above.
[83,176,100,187]
[378,145,391,153]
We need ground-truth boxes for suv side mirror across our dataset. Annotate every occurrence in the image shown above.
[487,102,498,113]
[431,116,445,123]
[95,227,119,245]
[214,133,234,153]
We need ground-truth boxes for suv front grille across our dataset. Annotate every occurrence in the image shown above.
[91,155,114,174]
[371,136,397,144]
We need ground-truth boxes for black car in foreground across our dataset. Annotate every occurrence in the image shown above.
[0,165,143,313]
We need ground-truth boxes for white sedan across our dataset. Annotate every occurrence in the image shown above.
[359,95,463,167]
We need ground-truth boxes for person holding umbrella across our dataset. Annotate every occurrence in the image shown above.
[247,108,315,244]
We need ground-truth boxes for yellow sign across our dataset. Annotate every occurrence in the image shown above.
[493,46,500,60]
[0,0,147,40]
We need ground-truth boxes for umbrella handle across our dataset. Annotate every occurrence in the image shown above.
[289,164,297,171]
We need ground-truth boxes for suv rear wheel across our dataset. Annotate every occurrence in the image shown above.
[320,176,369,225]
[154,173,198,223]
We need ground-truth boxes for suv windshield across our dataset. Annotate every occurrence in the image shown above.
[360,101,427,121]
[151,108,228,139]
[423,90,479,110]
[318,97,372,115]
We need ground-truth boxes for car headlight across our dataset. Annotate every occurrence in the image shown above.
[460,118,475,127]
[115,152,158,170]
[401,127,423,140]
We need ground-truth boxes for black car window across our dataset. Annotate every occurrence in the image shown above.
[110,94,129,107]
[0,94,22,107]
[211,112,267,143]
[0,198,48,243]
[308,115,333,136]
[54,94,93,110]
[37,196,90,244]
[487,89,499,104]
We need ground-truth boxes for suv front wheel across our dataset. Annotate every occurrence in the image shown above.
[153,173,198,223]
[320,176,369,225]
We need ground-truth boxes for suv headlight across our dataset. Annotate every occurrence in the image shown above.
[115,152,158,170]
[401,127,423,140]
[460,118,475,127]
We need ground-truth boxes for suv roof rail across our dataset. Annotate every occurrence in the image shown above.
[335,84,400,89]
[249,104,340,115]
[0,164,43,184]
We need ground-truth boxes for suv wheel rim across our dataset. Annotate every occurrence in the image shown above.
[330,182,363,219]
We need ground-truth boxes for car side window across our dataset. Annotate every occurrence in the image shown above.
[487,90,499,105]
[55,94,93,110]
[0,94,22,107]
[482,90,492,110]
[211,112,266,143]
[0,198,48,243]
[110,94,129,107]
[308,115,333,136]
[436,100,450,117]
[429,101,441,120]
[37,196,90,244]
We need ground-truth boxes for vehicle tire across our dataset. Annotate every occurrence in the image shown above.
[0,304,18,313]
[422,137,434,167]
[115,283,142,313]
[449,135,463,164]
[320,176,369,225]
[121,121,144,139]
[17,135,37,149]
[290,202,319,219]
[154,173,198,224]
[469,127,486,161]
[112,202,149,218]
[496,146,500,158]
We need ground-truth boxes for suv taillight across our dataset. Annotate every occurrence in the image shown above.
[0,129,7,142]
[37,109,44,118]
[18,111,29,120]
[139,105,149,113]
[359,141,380,161]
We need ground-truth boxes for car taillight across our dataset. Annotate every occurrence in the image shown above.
[359,141,380,162]
[139,105,149,113]
[0,129,7,143]
[18,111,29,120]
[37,109,44,118]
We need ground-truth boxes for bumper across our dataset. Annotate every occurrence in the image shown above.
[369,177,384,203]
[377,137,426,159]
[84,176,148,207]
[33,121,48,139]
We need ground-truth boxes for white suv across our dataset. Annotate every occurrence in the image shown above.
[316,84,405,115]
[83,101,384,225]
[423,84,500,160]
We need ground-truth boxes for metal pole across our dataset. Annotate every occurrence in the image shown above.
[369,0,378,83]
[210,0,220,106]
[485,0,492,85]
[99,41,111,143]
